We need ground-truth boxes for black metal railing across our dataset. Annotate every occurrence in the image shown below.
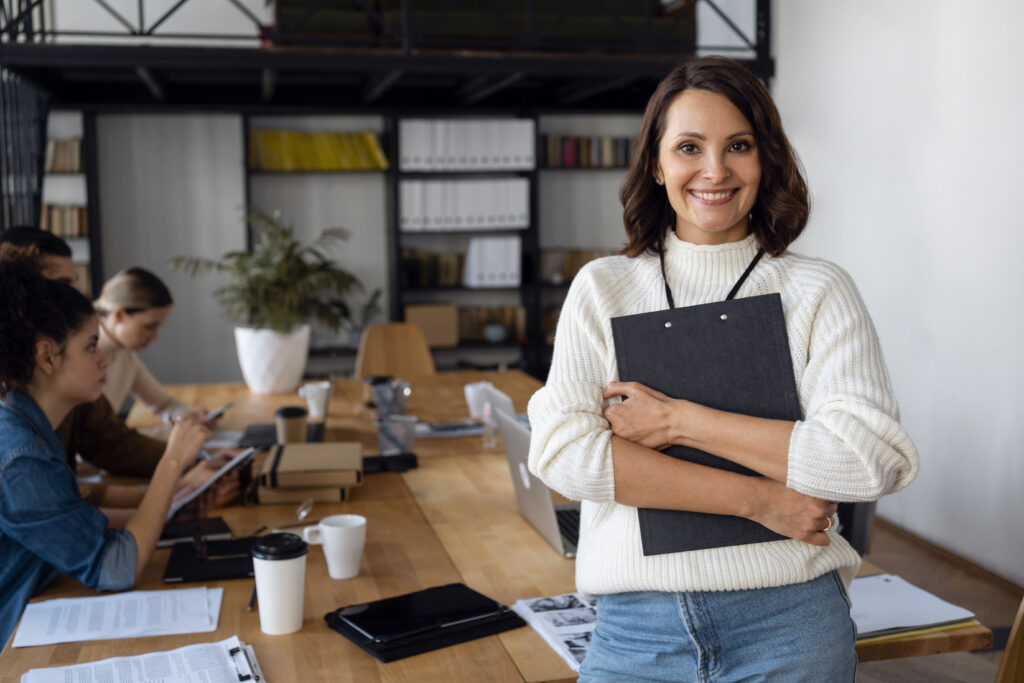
[0,0,762,58]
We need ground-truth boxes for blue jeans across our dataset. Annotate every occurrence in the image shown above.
[579,572,857,682]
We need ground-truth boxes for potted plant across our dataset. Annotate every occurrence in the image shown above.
[171,208,363,394]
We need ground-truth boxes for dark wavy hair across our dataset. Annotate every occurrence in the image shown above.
[0,226,72,257]
[620,57,809,257]
[0,261,96,397]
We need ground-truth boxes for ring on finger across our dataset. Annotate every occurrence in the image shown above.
[822,516,833,532]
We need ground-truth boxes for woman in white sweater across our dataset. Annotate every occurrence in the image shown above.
[95,268,205,423]
[528,57,919,681]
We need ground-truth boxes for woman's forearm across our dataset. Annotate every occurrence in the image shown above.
[611,434,835,545]
[671,401,794,484]
[95,484,147,508]
[611,435,761,517]
[123,459,184,579]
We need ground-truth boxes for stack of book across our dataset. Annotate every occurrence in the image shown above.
[249,129,389,171]
[254,442,363,504]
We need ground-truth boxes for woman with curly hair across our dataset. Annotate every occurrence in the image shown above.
[528,57,919,680]
[0,261,209,645]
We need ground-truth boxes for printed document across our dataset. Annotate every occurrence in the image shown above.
[849,574,976,637]
[511,592,597,671]
[12,587,222,647]
[20,634,262,683]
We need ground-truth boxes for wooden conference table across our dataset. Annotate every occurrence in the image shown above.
[1,370,991,681]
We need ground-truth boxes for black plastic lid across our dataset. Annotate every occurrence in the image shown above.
[366,375,393,385]
[252,532,308,560]
[275,406,308,419]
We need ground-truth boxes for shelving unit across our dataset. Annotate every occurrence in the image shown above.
[41,110,102,296]
[386,115,542,374]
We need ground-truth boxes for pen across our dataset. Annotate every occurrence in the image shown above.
[252,525,267,536]
[247,586,257,612]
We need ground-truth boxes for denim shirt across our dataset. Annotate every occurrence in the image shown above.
[0,391,137,648]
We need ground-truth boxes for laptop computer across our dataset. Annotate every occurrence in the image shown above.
[493,408,579,558]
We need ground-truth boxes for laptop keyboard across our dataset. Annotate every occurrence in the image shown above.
[556,508,581,548]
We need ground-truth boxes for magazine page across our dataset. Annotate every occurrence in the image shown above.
[511,592,597,671]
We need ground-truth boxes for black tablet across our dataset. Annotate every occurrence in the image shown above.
[333,583,510,645]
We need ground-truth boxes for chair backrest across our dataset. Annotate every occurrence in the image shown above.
[354,322,436,380]
[996,594,1024,683]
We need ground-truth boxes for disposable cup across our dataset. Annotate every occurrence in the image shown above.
[251,533,308,635]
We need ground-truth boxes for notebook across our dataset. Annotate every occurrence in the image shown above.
[494,407,579,558]
[163,537,257,583]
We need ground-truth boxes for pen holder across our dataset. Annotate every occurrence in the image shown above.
[375,415,418,456]
[372,380,411,419]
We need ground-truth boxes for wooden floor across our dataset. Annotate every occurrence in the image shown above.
[857,517,1022,682]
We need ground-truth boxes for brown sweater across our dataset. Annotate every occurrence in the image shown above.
[58,395,165,478]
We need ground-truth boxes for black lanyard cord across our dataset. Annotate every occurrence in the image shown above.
[659,244,764,309]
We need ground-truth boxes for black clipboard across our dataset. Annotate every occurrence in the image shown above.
[324,583,525,662]
[610,248,801,556]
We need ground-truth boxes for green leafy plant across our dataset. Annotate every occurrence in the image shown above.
[170,208,363,333]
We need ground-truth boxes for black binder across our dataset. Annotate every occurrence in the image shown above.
[324,583,525,662]
[610,249,802,556]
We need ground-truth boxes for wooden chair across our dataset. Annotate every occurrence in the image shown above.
[354,322,436,380]
[995,594,1024,683]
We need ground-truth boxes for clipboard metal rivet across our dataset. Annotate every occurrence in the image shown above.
[720,314,728,321]
[664,322,672,328]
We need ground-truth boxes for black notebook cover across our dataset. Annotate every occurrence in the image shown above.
[610,293,802,555]
[324,583,525,663]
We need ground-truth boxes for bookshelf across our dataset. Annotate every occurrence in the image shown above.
[243,115,391,372]
[386,115,543,374]
[41,110,97,296]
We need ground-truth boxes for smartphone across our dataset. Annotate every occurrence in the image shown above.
[205,402,234,420]
[334,584,510,645]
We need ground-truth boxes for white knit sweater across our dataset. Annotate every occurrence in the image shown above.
[99,324,188,424]
[527,232,919,594]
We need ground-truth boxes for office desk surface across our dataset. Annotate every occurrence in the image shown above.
[0,371,990,680]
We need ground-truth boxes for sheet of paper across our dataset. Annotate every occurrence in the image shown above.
[511,592,597,672]
[13,587,222,648]
[204,429,243,449]
[849,574,975,637]
[20,635,259,683]
[167,447,255,520]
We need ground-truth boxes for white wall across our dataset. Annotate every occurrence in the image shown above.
[773,1,1024,585]
[97,114,247,384]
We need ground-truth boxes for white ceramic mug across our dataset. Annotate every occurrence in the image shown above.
[251,533,309,635]
[303,514,367,579]
[298,380,332,420]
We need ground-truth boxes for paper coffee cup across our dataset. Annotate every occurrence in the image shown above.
[275,406,308,443]
[303,514,367,580]
[251,533,309,635]
[298,381,332,420]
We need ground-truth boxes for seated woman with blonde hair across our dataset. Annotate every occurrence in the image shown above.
[94,267,209,423]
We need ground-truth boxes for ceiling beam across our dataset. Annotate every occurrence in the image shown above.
[134,66,165,101]
[458,72,523,105]
[362,70,403,104]
[556,74,635,105]
[261,67,276,102]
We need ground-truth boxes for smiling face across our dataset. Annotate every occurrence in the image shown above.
[51,316,110,405]
[654,89,762,246]
[107,305,172,351]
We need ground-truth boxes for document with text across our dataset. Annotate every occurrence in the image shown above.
[20,634,262,683]
[12,587,222,648]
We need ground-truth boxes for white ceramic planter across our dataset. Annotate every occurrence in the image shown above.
[234,325,310,394]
